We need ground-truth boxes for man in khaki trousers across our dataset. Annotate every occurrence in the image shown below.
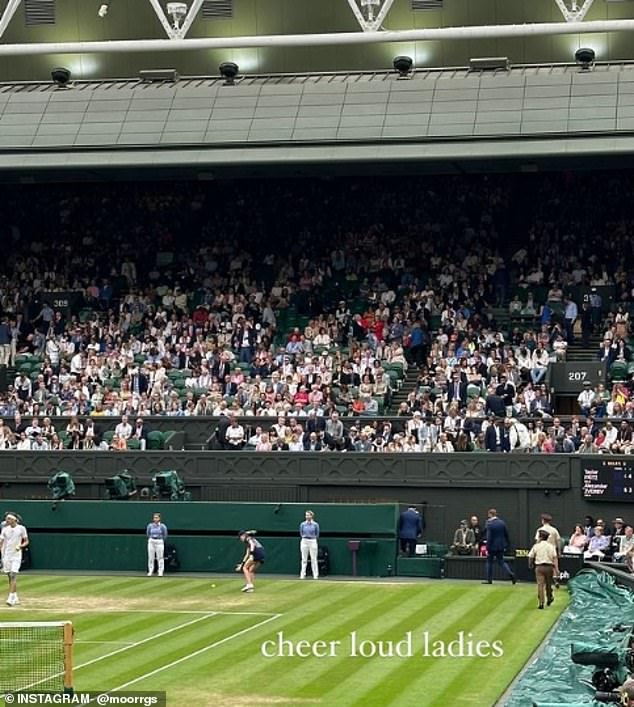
[528,529,559,609]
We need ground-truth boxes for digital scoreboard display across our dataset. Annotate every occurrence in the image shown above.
[582,458,634,501]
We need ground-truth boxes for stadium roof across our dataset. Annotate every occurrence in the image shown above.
[1,0,634,82]
[1,60,634,178]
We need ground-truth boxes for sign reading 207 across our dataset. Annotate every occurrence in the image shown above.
[568,371,587,381]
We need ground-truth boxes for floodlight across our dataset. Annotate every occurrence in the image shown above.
[393,56,413,78]
[167,2,187,29]
[219,61,239,85]
[360,0,380,21]
[51,67,71,88]
[575,47,595,71]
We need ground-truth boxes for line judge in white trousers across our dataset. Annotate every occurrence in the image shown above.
[299,510,320,579]
[146,512,168,576]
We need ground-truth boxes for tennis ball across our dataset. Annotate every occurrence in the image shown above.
[211,584,216,588]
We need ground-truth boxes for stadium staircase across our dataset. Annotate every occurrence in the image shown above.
[566,336,602,362]
[388,365,419,412]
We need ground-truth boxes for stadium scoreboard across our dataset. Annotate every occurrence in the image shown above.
[582,458,634,501]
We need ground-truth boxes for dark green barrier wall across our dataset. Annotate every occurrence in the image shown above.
[27,534,393,577]
[12,501,398,577]
[7,500,398,534]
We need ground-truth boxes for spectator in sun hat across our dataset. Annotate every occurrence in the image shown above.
[610,517,626,538]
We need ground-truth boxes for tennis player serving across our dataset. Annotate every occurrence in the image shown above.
[0,512,29,606]
[236,530,264,593]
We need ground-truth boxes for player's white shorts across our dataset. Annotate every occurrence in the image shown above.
[2,557,21,574]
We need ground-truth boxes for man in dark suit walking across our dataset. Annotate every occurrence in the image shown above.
[399,506,423,557]
[485,418,509,452]
[483,508,516,585]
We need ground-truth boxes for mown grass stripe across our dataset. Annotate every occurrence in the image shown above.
[74,613,259,688]
[301,586,491,706]
[220,584,436,691]
[1,575,561,707]
[185,586,483,705]
[119,585,379,695]
[331,588,520,707]
[78,615,281,690]
[111,614,282,691]
[81,613,192,644]
[22,576,103,594]
[430,590,566,707]
[74,613,162,640]
[167,585,460,702]
[392,590,541,707]
[182,584,374,668]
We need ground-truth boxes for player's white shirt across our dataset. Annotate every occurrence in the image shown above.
[0,524,28,559]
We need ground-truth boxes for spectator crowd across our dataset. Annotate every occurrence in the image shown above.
[0,173,632,453]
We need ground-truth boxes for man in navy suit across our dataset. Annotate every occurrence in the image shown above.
[597,339,616,366]
[483,508,516,584]
[399,506,423,557]
[485,418,510,452]
[447,373,467,409]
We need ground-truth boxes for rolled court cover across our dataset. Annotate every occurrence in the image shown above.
[504,571,634,705]
[0,621,73,693]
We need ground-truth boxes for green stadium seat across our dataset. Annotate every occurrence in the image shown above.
[386,370,399,389]
[78,308,94,323]
[162,431,179,449]
[373,397,385,415]
[147,431,164,450]
[610,361,628,382]
[467,383,482,400]
[386,362,404,379]
[126,439,141,450]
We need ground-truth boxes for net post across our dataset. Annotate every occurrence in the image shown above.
[63,621,74,694]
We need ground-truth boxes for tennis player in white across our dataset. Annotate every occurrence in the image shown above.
[146,512,167,577]
[0,512,29,606]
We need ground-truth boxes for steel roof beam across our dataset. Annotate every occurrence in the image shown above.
[0,18,633,56]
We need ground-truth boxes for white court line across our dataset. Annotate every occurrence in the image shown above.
[75,612,217,671]
[76,641,135,645]
[22,612,217,691]
[14,607,277,616]
[112,613,283,692]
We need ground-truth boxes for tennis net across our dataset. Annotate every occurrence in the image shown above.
[0,621,73,692]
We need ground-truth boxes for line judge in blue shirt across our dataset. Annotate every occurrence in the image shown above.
[299,510,320,579]
[146,512,168,577]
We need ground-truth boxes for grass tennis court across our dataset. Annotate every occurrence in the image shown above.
[0,574,565,706]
